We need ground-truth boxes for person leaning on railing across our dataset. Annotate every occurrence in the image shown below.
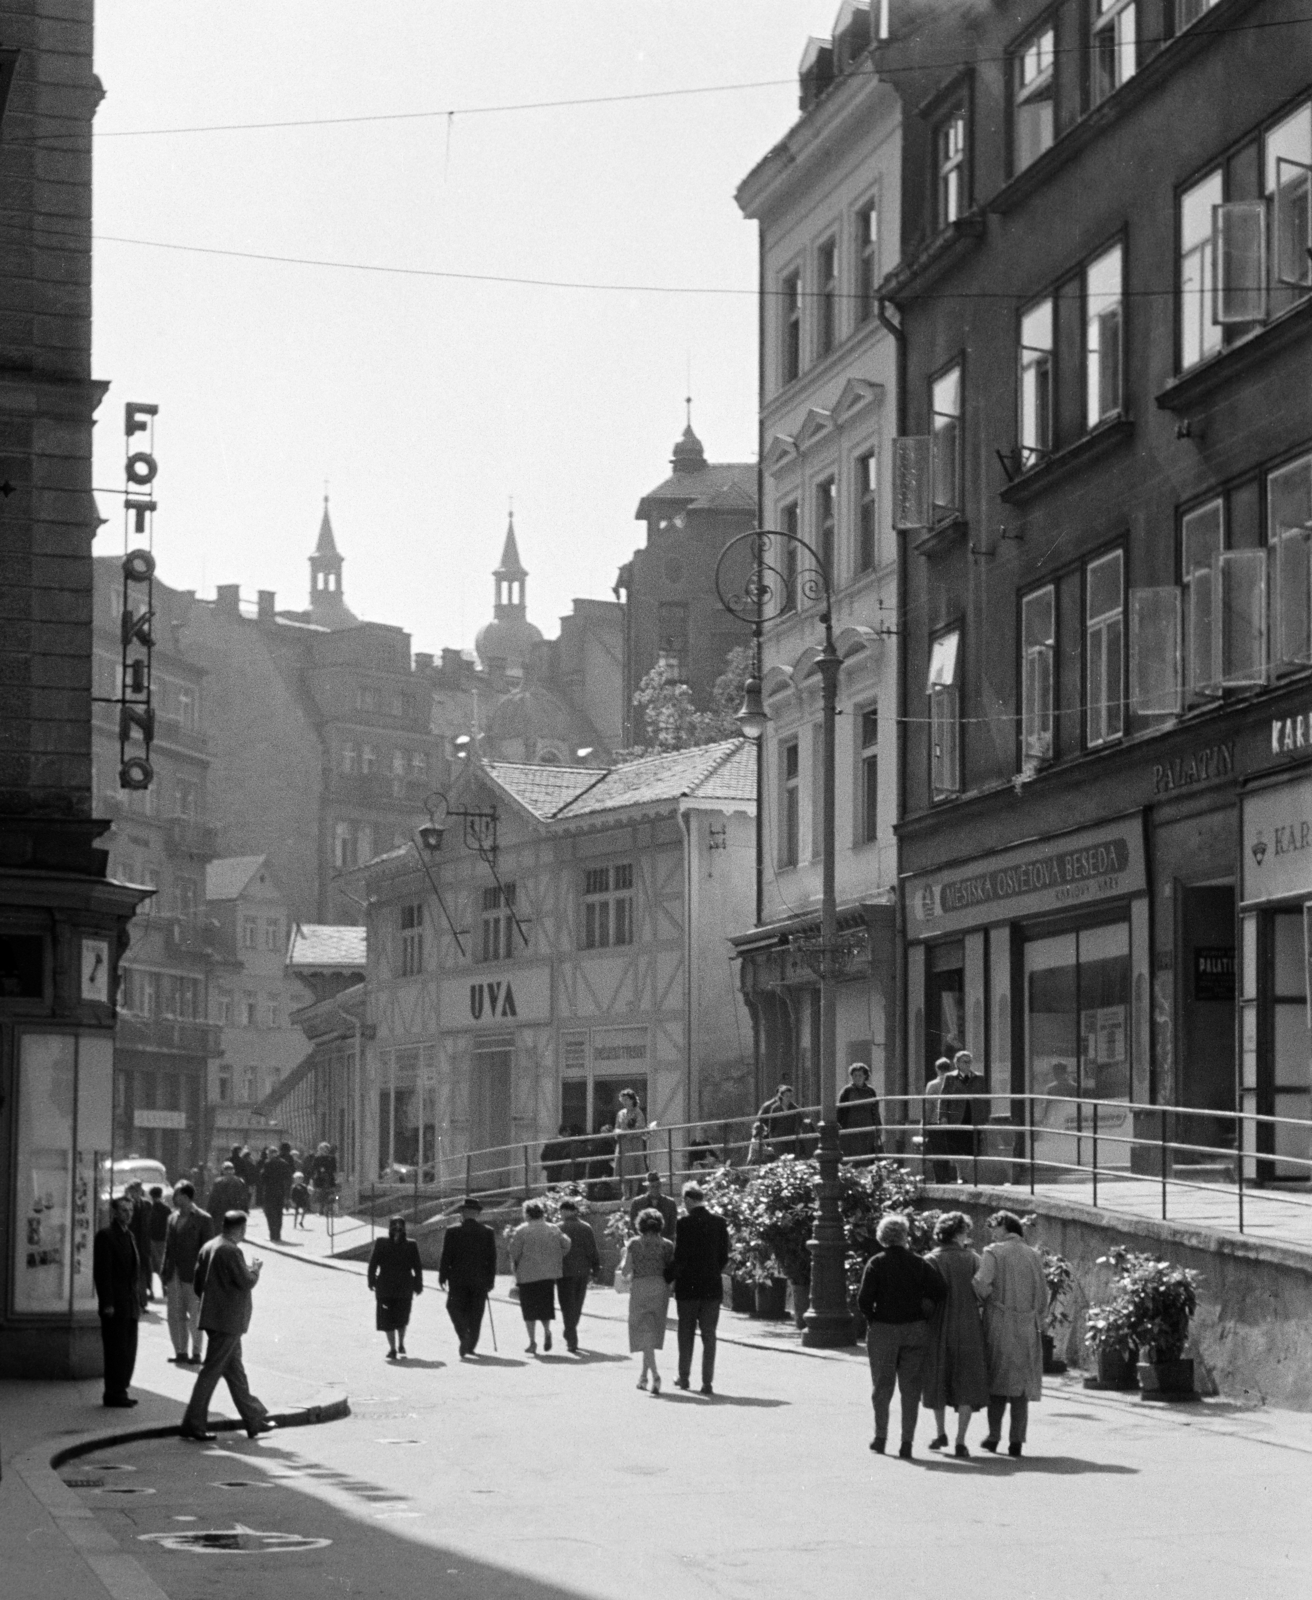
[838,1062,884,1162]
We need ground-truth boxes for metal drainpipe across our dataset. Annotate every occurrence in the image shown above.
[681,807,695,1127]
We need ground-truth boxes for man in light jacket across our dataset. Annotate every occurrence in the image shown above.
[160,1181,212,1365]
[973,1210,1049,1458]
[180,1211,274,1442]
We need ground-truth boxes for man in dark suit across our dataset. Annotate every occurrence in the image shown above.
[438,1197,498,1357]
[628,1171,678,1239]
[93,1195,142,1407]
[667,1180,731,1396]
[261,1142,294,1243]
[206,1160,250,1219]
[180,1211,275,1441]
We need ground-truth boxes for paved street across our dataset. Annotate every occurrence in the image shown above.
[40,1217,1312,1600]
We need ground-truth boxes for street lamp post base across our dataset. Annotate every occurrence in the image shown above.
[801,1308,857,1348]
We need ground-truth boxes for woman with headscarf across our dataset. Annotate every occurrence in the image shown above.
[613,1089,648,1199]
[920,1211,991,1457]
[367,1216,423,1360]
[837,1062,884,1162]
[507,1200,571,1355]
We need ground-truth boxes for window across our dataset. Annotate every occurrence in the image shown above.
[242,993,258,1027]
[340,742,358,775]
[855,200,879,323]
[1182,499,1223,698]
[1021,586,1055,765]
[360,744,376,774]
[356,686,378,714]
[1013,22,1054,173]
[1085,243,1124,428]
[241,916,258,949]
[176,685,198,730]
[410,750,428,780]
[815,478,837,580]
[931,365,962,518]
[479,884,517,963]
[780,741,800,867]
[217,1067,232,1104]
[858,706,878,844]
[1092,0,1136,106]
[928,630,961,799]
[262,918,281,951]
[356,823,374,866]
[1176,0,1219,27]
[261,997,279,1030]
[1086,550,1124,747]
[781,269,801,384]
[173,779,198,819]
[333,821,352,869]
[581,866,633,950]
[780,501,800,614]
[856,451,878,572]
[242,1067,257,1103]
[1180,170,1223,370]
[174,877,197,920]
[657,603,689,682]
[215,988,232,1025]
[936,106,966,227]
[1272,454,1312,668]
[1018,298,1054,463]
[816,237,838,358]
[400,902,425,976]
[1210,101,1311,334]
[391,749,406,796]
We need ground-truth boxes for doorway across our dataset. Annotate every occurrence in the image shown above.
[1176,883,1236,1161]
[470,1037,513,1190]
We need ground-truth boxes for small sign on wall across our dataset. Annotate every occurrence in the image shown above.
[80,938,110,1004]
[1193,947,1236,1003]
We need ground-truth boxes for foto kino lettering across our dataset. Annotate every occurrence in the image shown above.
[938,838,1130,914]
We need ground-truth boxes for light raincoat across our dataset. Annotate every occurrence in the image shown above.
[972,1236,1048,1401]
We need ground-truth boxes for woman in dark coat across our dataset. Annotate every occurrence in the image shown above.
[367,1217,423,1359]
[920,1211,991,1457]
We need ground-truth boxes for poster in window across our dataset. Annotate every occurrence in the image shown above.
[13,1035,76,1313]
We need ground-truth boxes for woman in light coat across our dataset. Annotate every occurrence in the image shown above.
[507,1200,571,1355]
[613,1089,648,1198]
[622,1207,675,1395]
[972,1210,1049,1457]
[920,1211,991,1456]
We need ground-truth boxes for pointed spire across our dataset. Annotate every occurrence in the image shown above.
[315,494,339,557]
[671,408,706,474]
[496,508,526,577]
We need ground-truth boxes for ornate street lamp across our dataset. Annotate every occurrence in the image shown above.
[715,528,853,1349]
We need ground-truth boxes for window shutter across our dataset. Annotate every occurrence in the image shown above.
[1023,644,1054,759]
[1276,524,1312,665]
[1215,548,1268,687]
[1129,588,1181,718]
[1213,201,1268,324]
[1274,157,1312,290]
[892,436,932,530]
[1187,565,1218,697]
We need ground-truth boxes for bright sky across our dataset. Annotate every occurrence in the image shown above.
[90,2,838,656]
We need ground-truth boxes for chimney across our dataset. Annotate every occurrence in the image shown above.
[216,583,241,618]
[441,648,464,675]
[257,590,276,623]
[414,652,434,672]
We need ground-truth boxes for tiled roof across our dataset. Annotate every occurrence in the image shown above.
[635,462,756,518]
[481,764,605,821]
[204,855,266,901]
[286,923,367,970]
[486,740,752,824]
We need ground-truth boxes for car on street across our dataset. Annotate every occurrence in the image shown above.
[100,1156,173,1209]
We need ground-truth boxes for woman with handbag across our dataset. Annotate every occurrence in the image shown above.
[613,1089,648,1200]
[621,1207,675,1395]
[367,1216,423,1360]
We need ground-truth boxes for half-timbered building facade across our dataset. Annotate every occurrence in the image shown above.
[359,742,756,1183]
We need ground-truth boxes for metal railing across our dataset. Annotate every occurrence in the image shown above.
[363,1093,1312,1247]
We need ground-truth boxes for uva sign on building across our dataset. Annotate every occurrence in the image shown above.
[440,965,551,1028]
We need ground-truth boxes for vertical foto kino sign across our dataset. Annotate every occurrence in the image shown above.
[441,965,551,1026]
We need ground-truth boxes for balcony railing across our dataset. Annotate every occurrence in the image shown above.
[116,1016,224,1058]
[165,817,218,857]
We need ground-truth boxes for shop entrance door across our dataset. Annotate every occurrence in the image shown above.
[469,1042,513,1192]
[925,941,965,1082]
[1267,911,1310,1180]
[1176,884,1236,1162]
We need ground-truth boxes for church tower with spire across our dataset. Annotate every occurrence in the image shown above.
[475,512,543,676]
[308,496,359,630]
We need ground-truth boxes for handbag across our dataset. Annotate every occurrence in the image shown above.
[615,1254,633,1296]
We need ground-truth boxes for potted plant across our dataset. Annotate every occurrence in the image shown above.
[1103,1247,1201,1398]
[1039,1248,1074,1374]
[700,1166,756,1313]
[1083,1297,1139,1391]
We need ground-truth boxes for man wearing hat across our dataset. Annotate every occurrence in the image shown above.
[438,1198,498,1357]
[627,1171,677,1240]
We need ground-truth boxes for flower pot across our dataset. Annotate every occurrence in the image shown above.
[754,1277,788,1320]
[790,1283,810,1328]
[1137,1357,1197,1400]
[1041,1332,1067,1375]
[1086,1348,1137,1390]
[728,1275,755,1316]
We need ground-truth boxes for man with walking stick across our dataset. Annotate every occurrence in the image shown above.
[438,1197,498,1358]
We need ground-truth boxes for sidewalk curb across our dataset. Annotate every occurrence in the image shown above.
[11,1394,351,1600]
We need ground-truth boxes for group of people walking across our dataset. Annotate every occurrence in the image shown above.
[857,1208,1048,1459]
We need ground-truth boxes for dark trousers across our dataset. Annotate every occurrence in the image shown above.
[557,1276,588,1348]
[263,1200,284,1243]
[446,1286,488,1353]
[100,1313,138,1401]
[986,1393,1030,1444]
[866,1319,929,1443]
[676,1298,721,1387]
[183,1331,268,1434]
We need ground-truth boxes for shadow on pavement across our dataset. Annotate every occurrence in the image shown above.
[465,1354,528,1368]
[566,1351,629,1365]
[919,1455,1138,1475]
[393,1358,445,1370]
